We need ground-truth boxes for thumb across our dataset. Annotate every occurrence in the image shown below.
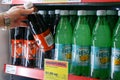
[21,8,34,15]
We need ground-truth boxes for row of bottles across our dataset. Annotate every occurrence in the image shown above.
[11,27,39,68]
[10,12,55,69]
[10,9,120,80]
[54,10,119,80]
[37,9,118,33]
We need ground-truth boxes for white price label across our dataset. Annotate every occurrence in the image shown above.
[2,0,12,4]
[5,65,17,74]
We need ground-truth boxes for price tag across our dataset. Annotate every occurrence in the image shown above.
[5,65,17,74]
[44,59,68,80]
[2,0,12,4]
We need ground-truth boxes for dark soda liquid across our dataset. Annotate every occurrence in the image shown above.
[22,27,38,68]
[10,27,25,66]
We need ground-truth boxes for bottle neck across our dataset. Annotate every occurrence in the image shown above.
[61,15,68,17]
[60,15,69,21]
[78,15,87,24]
[97,15,106,19]
[97,16,107,24]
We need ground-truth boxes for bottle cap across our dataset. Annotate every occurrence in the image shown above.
[77,10,87,16]
[60,10,69,15]
[48,10,55,15]
[55,9,60,14]
[69,10,77,15]
[87,10,96,15]
[107,10,117,15]
[24,1,33,9]
[97,10,106,16]
[118,10,120,16]
[38,10,47,15]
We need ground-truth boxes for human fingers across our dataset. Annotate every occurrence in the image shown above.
[15,5,25,9]
[8,5,24,10]
[19,22,28,27]
[10,21,28,29]
[20,8,34,15]
[19,16,28,21]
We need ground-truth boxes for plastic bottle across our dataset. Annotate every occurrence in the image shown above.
[111,10,120,80]
[48,10,55,35]
[107,10,118,33]
[28,13,54,69]
[51,9,60,59]
[91,10,111,79]
[23,27,39,68]
[11,27,25,66]
[70,10,91,76]
[37,10,49,25]
[69,10,77,29]
[53,9,60,37]
[55,10,72,73]
[86,10,96,32]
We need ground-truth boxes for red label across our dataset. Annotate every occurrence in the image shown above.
[11,40,23,58]
[33,29,54,52]
[23,40,39,59]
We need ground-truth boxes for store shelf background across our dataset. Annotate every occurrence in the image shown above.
[2,0,120,80]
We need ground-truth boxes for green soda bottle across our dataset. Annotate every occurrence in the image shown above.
[86,10,97,32]
[111,10,120,80]
[69,10,78,29]
[107,10,118,33]
[70,10,91,76]
[55,10,72,73]
[91,10,111,79]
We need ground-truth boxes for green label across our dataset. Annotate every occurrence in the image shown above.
[55,44,72,63]
[112,48,120,72]
[71,45,90,66]
[91,46,110,69]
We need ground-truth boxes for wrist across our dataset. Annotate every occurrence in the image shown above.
[0,12,5,27]
[3,12,11,29]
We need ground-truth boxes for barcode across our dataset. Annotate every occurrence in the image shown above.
[45,33,54,47]
[2,0,12,4]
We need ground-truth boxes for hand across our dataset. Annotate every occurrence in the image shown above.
[5,5,34,28]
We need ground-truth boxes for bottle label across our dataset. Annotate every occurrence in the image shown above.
[23,40,39,60]
[33,29,54,52]
[55,44,72,63]
[72,45,90,66]
[11,40,23,58]
[111,48,120,72]
[91,46,110,69]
